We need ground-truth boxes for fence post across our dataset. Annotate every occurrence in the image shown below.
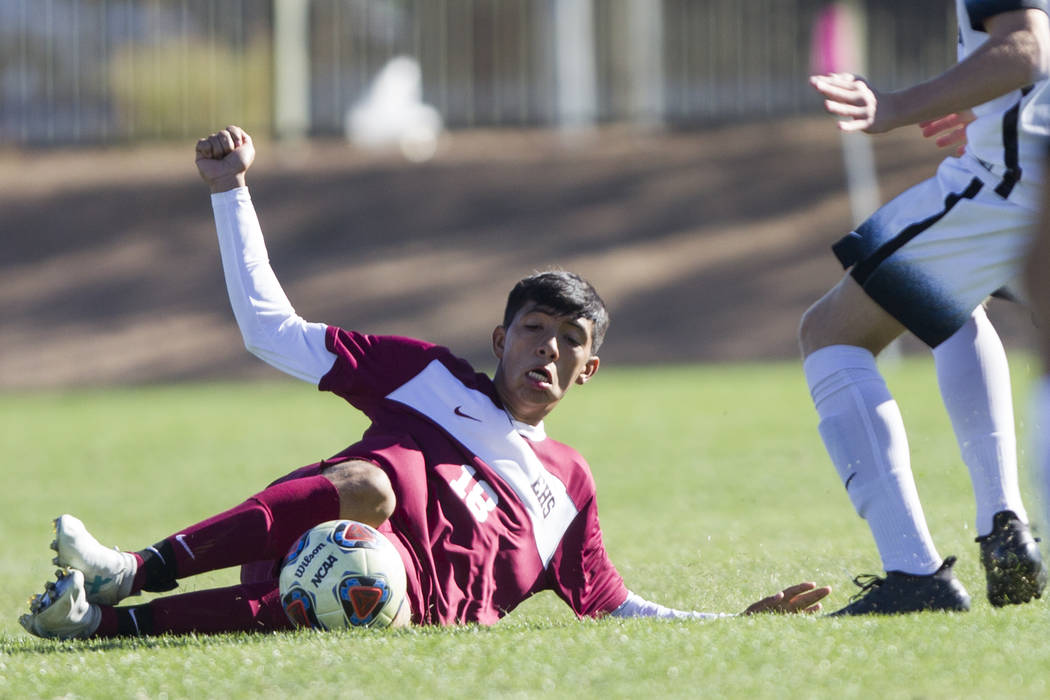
[626,0,665,128]
[553,0,597,132]
[273,0,311,139]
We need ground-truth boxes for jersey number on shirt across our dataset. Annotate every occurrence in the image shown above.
[448,464,499,523]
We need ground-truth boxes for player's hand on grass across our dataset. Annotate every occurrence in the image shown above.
[809,72,897,134]
[741,581,831,615]
[196,125,256,193]
[918,110,975,157]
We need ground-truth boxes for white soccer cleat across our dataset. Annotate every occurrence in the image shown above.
[19,569,102,640]
[52,514,137,605]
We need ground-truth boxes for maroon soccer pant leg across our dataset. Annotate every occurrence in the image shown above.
[97,581,289,636]
[134,474,340,593]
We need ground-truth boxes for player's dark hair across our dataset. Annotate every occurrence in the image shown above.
[503,270,610,352]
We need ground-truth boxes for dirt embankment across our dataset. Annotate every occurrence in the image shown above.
[0,116,1034,390]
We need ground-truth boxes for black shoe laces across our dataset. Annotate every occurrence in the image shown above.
[849,573,886,601]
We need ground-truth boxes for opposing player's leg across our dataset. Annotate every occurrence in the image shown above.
[50,460,391,605]
[932,305,1045,605]
[802,161,1036,614]
[801,274,950,582]
[934,305,1026,534]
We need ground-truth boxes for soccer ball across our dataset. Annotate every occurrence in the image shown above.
[279,519,408,630]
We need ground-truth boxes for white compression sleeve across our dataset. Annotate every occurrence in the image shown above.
[211,187,335,384]
[609,590,731,620]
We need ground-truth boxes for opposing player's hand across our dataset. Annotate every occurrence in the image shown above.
[809,72,896,134]
[918,110,975,157]
[195,125,256,193]
[741,581,831,615]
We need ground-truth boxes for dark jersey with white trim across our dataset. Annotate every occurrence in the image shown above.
[317,327,628,625]
[958,0,1049,201]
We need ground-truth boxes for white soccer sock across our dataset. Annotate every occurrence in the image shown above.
[804,345,941,575]
[932,306,1026,536]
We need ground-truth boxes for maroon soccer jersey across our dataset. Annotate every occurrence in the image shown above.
[317,327,628,625]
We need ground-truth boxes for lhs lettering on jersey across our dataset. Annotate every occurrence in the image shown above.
[531,478,555,518]
[448,464,499,523]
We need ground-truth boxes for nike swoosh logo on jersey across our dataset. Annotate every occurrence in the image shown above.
[454,405,482,422]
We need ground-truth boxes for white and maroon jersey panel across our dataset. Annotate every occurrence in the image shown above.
[319,328,628,625]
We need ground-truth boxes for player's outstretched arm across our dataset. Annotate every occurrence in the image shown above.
[196,125,255,193]
[608,582,831,620]
[196,125,335,384]
[811,8,1049,134]
[741,581,831,615]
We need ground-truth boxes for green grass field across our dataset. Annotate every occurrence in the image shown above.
[2,358,1048,699]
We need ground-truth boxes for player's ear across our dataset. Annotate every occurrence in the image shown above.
[575,356,599,385]
[492,326,506,360]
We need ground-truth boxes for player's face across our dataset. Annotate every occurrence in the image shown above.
[492,302,600,425]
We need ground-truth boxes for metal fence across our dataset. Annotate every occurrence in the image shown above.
[0,0,956,145]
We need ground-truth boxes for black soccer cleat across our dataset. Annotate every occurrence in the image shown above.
[976,510,1047,607]
[829,556,971,616]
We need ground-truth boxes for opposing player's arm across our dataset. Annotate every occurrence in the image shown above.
[811,8,1049,133]
[609,582,830,620]
[890,8,1050,125]
[197,126,336,384]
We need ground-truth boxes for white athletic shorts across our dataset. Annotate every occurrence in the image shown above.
[831,156,1036,347]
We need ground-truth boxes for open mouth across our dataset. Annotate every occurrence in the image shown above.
[526,367,552,385]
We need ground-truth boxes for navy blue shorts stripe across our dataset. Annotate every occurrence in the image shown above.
[846,177,984,285]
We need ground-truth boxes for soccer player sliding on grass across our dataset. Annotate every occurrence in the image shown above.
[20,126,829,639]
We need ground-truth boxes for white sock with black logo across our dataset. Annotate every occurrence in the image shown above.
[804,344,941,575]
[933,306,1026,537]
